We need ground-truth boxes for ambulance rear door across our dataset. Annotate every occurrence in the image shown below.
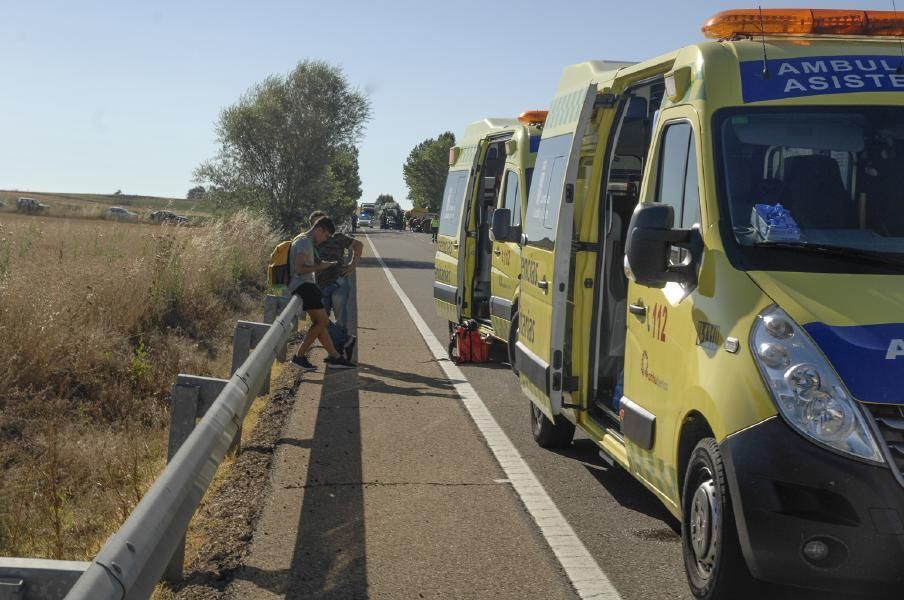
[434,144,480,324]
[516,84,597,420]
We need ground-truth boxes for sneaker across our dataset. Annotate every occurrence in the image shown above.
[325,355,356,369]
[290,355,316,371]
[343,336,357,361]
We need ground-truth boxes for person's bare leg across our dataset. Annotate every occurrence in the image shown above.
[295,308,330,358]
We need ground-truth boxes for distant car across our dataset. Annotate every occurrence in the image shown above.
[150,210,188,225]
[358,215,373,228]
[104,206,139,221]
[16,197,48,214]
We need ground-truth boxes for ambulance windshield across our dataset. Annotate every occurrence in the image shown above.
[717,107,904,265]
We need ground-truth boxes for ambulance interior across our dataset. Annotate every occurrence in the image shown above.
[719,107,904,248]
[591,80,665,425]
[472,138,508,320]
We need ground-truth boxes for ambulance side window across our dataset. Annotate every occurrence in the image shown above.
[502,171,521,227]
[656,121,700,229]
[439,170,469,236]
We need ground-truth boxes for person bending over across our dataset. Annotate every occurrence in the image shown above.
[288,217,355,371]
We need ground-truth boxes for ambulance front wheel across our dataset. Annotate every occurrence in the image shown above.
[530,403,574,448]
[681,438,755,600]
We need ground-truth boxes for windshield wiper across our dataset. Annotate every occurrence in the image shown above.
[753,241,904,271]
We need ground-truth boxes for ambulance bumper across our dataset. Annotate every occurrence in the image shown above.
[721,416,904,593]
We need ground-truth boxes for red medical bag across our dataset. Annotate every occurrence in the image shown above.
[449,325,492,364]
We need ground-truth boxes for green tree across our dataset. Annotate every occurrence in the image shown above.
[403,132,455,212]
[375,194,395,209]
[317,145,363,222]
[194,60,371,231]
[186,185,206,200]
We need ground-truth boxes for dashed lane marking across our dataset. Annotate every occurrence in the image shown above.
[365,235,622,600]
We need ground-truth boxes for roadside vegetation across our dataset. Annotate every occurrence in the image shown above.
[0,210,278,559]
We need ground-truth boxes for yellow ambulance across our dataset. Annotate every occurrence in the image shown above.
[500,8,904,599]
[434,112,545,356]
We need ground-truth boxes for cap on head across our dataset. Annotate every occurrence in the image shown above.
[309,210,327,227]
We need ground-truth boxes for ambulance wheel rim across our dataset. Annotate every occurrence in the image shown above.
[689,474,719,575]
[532,403,544,430]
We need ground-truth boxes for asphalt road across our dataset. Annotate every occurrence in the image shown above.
[363,228,872,600]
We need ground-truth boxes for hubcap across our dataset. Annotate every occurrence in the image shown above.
[689,477,719,574]
[532,404,544,429]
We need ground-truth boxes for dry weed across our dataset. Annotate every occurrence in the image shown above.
[0,209,278,558]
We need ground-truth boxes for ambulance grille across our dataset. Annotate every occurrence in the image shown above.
[865,404,904,477]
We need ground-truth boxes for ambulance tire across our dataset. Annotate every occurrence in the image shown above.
[681,438,754,600]
[530,402,574,448]
[507,311,519,376]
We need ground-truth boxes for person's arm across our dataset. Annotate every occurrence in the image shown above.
[344,239,364,273]
[295,244,336,274]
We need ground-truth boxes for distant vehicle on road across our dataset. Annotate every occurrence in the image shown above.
[16,197,48,214]
[358,214,373,228]
[150,210,188,225]
[104,206,139,221]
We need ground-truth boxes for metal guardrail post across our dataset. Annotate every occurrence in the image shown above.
[229,320,272,457]
[0,558,89,600]
[264,294,292,361]
[64,295,303,600]
[164,376,228,582]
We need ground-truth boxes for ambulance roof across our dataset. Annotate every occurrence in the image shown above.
[458,118,523,148]
[554,36,904,109]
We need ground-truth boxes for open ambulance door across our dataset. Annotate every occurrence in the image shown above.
[434,146,480,325]
[516,84,597,420]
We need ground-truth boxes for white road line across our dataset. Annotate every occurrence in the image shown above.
[365,235,622,600]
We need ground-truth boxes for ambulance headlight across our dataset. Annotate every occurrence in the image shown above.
[751,306,884,464]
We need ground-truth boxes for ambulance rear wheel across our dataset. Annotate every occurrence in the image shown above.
[681,438,754,600]
[530,403,574,448]
[508,312,519,376]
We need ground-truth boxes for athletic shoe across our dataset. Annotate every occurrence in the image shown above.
[325,355,356,369]
[343,336,357,361]
[290,355,316,371]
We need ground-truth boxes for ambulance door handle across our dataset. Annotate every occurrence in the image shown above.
[452,240,459,248]
[629,303,647,318]
[493,248,502,256]
[538,279,549,293]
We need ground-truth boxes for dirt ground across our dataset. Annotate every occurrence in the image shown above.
[168,335,305,600]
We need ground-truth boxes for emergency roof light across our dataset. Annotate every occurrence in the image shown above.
[518,110,548,125]
[702,8,904,39]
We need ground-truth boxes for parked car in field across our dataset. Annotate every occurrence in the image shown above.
[104,206,139,221]
[150,210,188,225]
[16,197,49,214]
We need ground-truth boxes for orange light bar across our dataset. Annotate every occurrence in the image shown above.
[518,110,548,125]
[702,9,904,39]
[449,146,460,166]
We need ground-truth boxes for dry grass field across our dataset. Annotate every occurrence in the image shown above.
[0,209,278,560]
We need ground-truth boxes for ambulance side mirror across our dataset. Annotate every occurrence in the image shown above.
[625,203,699,288]
[490,208,520,243]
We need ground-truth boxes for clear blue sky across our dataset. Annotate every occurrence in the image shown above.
[0,0,882,209]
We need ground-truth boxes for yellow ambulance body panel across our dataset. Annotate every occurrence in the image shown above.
[434,116,542,343]
[516,13,904,597]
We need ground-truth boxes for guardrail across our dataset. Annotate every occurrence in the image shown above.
[0,292,302,600]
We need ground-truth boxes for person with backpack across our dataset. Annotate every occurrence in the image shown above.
[308,210,361,360]
[288,216,356,371]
